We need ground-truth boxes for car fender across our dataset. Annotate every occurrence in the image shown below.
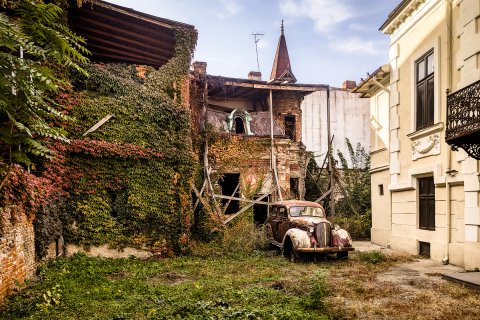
[283,228,310,250]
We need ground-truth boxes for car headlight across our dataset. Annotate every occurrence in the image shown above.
[308,226,315,234]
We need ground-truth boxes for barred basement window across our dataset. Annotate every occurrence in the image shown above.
[416,50,434,130]
[419,177,435,230]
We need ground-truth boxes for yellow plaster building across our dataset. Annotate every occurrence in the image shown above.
[356,0,480,269]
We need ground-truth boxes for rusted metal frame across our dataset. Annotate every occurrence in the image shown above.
[223,191,271,225]
[83,114,113,136]
[221,183,240,215]
[213,194,271,206]
[269,89,283,201]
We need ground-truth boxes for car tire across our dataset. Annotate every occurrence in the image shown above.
[337,251,348,260]
[289,246,300,263]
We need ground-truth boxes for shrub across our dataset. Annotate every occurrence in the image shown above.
[358,251,386,264]
[190,217,267,258]
[329,210,371,240]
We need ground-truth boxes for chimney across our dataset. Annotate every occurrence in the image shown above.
[193,61,207,75]
[342,80,357,90]
[248,71,262,81]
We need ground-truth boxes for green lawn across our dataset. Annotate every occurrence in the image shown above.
[0,252,332,320]
[4,250,478,320]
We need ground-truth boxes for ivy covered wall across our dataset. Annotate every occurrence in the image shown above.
[36,27,198,256]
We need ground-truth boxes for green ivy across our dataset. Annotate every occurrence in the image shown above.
[39,26,198,255]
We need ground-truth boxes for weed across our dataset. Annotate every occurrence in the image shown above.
[357,251,386,264]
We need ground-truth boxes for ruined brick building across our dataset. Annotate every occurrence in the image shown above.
[190,23,325,223]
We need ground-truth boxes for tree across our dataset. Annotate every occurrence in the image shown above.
[336,138,371,216]
[0,1,89,186]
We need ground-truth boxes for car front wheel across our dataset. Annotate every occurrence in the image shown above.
[337,251,348,260]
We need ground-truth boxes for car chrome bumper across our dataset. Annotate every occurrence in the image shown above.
[296,246,355,253]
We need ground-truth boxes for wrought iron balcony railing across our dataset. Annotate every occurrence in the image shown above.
[446,79,480,160]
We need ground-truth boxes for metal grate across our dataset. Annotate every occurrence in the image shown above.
[446,79,480,159]
[315,222,331,247]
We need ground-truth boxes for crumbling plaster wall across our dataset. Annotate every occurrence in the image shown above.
[301,89,370,168]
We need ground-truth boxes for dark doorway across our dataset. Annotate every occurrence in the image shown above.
[254,195,270,225]
[220,173,240,214]
[235,117,245,134]
[290,178,299,199]
[285,115,296,140]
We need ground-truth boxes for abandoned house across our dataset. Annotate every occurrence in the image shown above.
[1,0,197,301]
[190,23,326,223]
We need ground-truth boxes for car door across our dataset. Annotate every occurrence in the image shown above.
[275,206,290,241]
[265,206,277,240]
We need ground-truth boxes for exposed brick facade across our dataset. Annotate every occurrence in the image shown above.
[0,206,36,302]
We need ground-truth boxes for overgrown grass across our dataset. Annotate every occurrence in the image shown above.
[2,249,479,320]
[357,251,387,264]
[0,252,330,320]
[190,218,268,258]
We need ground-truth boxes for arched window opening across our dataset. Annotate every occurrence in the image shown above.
[235,117,245,134]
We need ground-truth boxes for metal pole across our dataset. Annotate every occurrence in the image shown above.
[269,89,282,201]
[326,86,335,216]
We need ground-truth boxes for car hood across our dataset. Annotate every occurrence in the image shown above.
[290,216,330,227]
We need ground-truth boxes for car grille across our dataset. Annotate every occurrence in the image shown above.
[315,222,331,247]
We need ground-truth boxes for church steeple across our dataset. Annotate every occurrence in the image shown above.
[270,20,297,83]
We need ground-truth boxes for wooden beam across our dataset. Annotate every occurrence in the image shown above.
[223,192,271,225]
[213,194,271,205]
[223,81,326,92]
[222,183,240,215]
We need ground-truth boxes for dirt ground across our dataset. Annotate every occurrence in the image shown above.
[326,241,480,320]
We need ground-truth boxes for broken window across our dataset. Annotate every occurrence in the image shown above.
[220,173,240,214]
[419,177,435,230]
[290,178,299,199]
[234,117,245,134]
[285,115,295,140]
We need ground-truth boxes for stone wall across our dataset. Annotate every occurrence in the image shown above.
[0,206,36,302]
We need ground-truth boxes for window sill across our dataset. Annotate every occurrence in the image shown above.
[407,122,444,140]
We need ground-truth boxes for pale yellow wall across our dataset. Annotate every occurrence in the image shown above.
[371,169,391,245]
[376,0,480,268]
[370,90,390,152]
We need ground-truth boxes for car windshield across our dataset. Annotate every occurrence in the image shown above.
[289,206,324,217]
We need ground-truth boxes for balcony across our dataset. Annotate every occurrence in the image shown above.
[446,79,480,160]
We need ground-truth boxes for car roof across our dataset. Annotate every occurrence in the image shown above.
[271,200,324,209]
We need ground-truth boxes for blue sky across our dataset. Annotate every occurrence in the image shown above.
[108,0,400,87]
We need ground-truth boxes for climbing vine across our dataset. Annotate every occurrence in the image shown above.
[34,26,198,256]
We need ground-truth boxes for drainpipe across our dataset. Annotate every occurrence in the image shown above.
[443,0,453,264]
[269,89,282,201]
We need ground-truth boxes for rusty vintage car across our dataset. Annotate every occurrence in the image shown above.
[265,200,354,261]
